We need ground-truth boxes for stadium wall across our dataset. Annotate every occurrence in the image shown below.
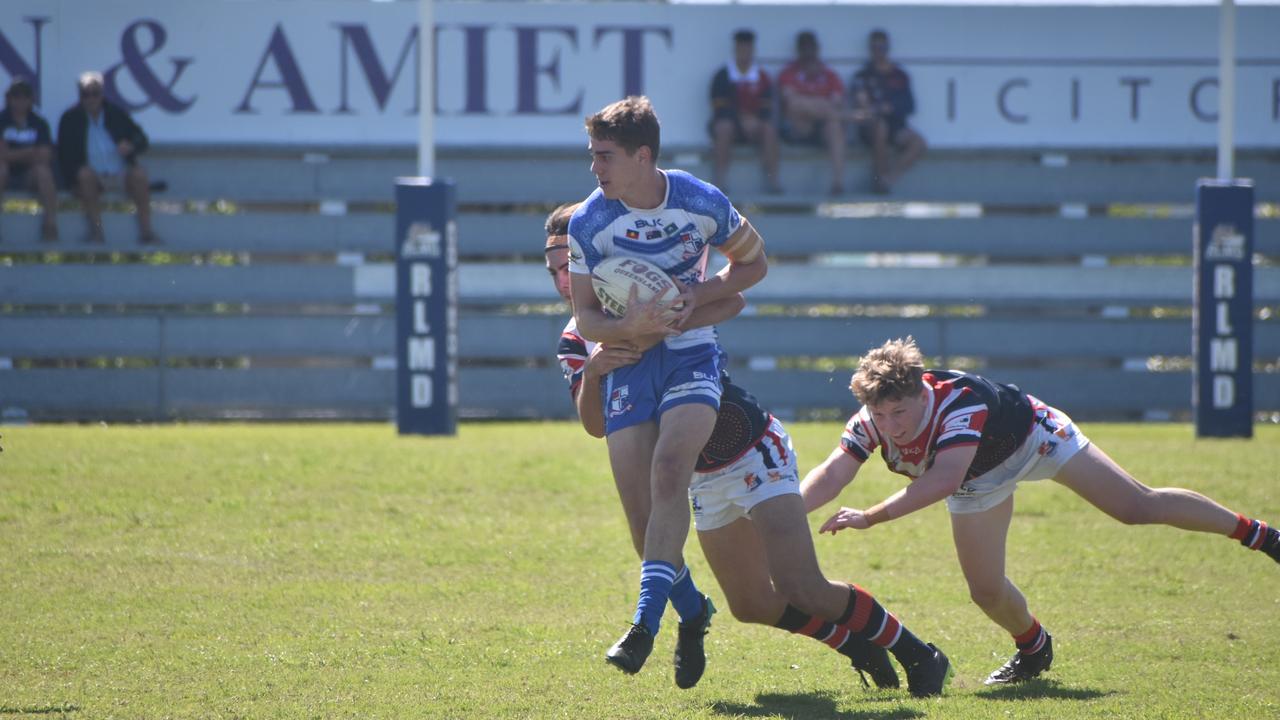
[1,1,1279,148]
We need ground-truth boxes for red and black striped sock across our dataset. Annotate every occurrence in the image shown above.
[774,604,854,654]
[1230,513,1271,550]
[1014,618,1048,655]
[836,584,931,667]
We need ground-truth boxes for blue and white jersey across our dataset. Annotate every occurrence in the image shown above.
[567,169,743,350]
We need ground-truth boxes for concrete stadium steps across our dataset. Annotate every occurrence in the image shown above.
[1,366,1276,421]
[4,211,1277,259]
[5,314,1279,362]
[138,146,1280,205]
[4,262,1279,306]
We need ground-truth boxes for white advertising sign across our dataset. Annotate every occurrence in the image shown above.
[1,1,1277,148]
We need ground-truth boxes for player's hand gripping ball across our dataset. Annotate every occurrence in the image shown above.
[590,256,682,318]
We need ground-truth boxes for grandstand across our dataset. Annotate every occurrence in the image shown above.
[0,1,1277,423]
[2,143,1276,422]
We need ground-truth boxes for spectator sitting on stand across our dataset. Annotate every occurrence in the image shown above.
[56,71,159,244]
[0,78,59,242]
[709,29,783,194]
[778,31,849,196]
[851,29,927,194]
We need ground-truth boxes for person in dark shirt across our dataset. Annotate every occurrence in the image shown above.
[851,30,927,194]
[709,30,782,194]
[0,78,58,241]
[803,337,1280,686]
[56,71,158,244]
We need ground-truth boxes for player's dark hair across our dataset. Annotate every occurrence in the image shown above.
[796,31,817,49]
[869,29,889,43]
[585,96,661,162]
[850,336,925,405]
[5,77,33,99]
[733,29,755,45]
[544,201,580,240]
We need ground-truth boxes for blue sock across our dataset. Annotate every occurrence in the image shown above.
[667,564,705,624]
[633,560,676,635]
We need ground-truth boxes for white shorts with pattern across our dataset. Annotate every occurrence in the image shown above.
[945,398,1091,515]
[689,416,800,532]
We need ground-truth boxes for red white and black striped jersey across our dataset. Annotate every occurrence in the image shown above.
[840,370,1035,481]
[556,317,597,400]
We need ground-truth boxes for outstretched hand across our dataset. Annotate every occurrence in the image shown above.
[819,507,871,534]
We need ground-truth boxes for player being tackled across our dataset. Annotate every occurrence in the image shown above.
[546,203,951,696]
[803,336,1280,685]
[566,96,768,679]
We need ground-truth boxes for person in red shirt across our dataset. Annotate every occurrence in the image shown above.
[851,30,928,194]
[803,337,1280,686]
[709,30,782,195]
[778,31,849,196]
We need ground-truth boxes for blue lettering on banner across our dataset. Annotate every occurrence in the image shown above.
[236,23,319,114]
[103,20,195,113]
[0,16,49,105]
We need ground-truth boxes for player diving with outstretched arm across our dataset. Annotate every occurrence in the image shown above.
[803,336,1280,685]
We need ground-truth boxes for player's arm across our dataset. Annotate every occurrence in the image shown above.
[574,343,642,438]
[672,292,745,333]
[681,220,767,317]
[819,444,977,534]
[800,446,865,512]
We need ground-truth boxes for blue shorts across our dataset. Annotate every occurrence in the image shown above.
[602,342,723,435]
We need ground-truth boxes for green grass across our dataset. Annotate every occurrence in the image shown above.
[0,422,1277,719]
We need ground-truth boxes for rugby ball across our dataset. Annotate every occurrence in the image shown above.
[590,256,681,318]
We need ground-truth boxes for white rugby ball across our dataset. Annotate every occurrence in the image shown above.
[590,256,680,318]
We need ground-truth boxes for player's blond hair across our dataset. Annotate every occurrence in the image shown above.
[585,96,661,162]
[850,337,926,405]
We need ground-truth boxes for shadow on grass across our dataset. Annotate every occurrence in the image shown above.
[712,692,924,720]
[977,679,1114,702]
[0,706,80,716]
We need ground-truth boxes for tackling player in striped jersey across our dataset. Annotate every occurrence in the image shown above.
[803,337,1279,685]
[546,205,952,696]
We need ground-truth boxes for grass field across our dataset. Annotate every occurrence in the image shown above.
[1,422,1277,719]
